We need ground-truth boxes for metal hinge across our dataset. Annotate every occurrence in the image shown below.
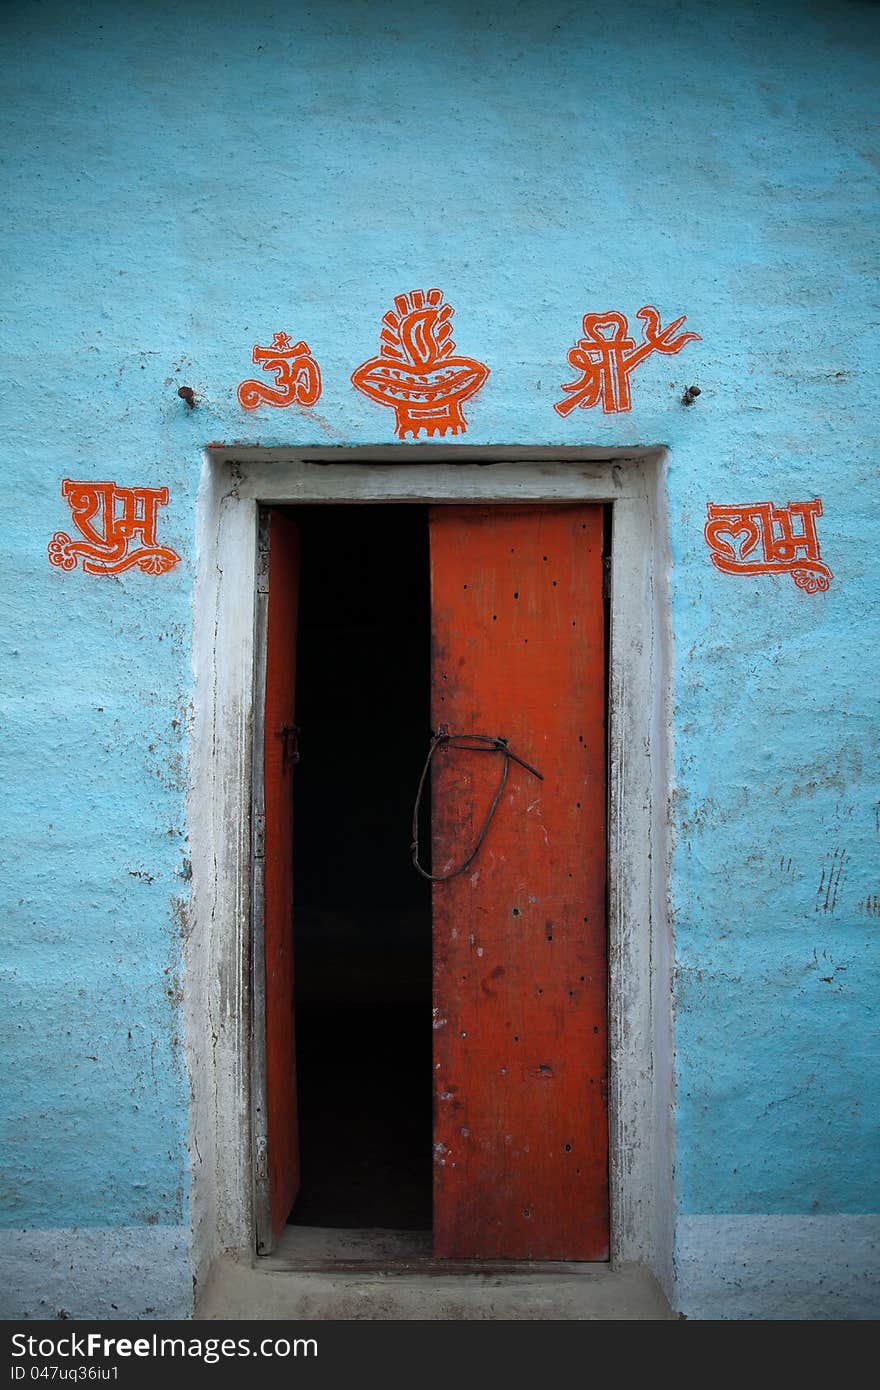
[254,1133,269,1186]
[253,808,265,859]
[257,512,271,594]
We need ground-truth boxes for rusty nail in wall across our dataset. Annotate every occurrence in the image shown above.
[177,386,197,408]
[681,384,701,406]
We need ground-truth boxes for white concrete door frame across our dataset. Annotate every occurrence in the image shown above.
[186,447,674,1302]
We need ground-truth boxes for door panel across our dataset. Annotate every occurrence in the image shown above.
[263,510,301,1246]
[430,505,608,1260]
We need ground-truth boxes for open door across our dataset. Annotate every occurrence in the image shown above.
[430,504,608,1260]
[254,508,301,1252]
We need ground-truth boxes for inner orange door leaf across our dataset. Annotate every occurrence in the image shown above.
[263,510,301,1247]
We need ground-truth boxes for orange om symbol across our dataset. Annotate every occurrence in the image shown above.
[237,332,322,410]
[351,289,489,439]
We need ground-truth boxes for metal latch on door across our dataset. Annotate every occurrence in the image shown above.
[276,724,301,770]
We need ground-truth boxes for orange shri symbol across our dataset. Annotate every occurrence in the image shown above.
[48,480,181,576]
[237,332,322,410]
[704,499,832,593]
[351,289,489,439]
[555,306,701,416]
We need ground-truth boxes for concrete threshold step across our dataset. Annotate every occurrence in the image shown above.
[197,1227,673,1320]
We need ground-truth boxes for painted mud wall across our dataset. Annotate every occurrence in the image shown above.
[1,0,878,1319]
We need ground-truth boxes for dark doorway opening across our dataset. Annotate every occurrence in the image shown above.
[288,504,432,1231]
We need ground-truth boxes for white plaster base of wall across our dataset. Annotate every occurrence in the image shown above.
[0,1228,192,1320]
[675,1215,880,1320]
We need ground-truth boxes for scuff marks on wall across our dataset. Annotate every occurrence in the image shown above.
[816,848,848,915]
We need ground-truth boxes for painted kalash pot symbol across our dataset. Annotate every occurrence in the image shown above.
[555,306,701,415]
[352,290,489,439]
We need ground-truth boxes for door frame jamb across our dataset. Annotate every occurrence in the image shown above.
[186,448,674,1298]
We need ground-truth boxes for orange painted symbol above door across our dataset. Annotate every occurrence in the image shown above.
[555,305,701,415]
[704,499,832,592]
[238,332,322,410]
[351,289,489,439]
[48,480,181,576]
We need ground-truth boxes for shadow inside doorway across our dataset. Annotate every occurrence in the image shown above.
[287,504,432,1233]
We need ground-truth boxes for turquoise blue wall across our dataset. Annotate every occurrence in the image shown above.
[1,0,877,1318]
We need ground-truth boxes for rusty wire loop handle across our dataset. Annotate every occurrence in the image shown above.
[411,731,543,882]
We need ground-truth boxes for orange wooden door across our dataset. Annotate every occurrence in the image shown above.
[262,509,301,1247]
[430,505,608,1260]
